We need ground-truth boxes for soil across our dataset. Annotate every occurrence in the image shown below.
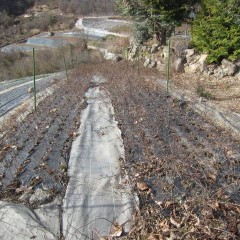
[0,61,239,239]
[171,71,240,114]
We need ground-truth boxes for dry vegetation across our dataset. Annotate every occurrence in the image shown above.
[90,35,130,54]
[0,40,99,81]
[0,0,116,48]
[0,60,239,239]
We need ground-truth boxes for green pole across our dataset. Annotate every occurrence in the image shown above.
[167,38,171,94]
[33,48,37,111]
[62,46,68,80]
[137,48,140,75]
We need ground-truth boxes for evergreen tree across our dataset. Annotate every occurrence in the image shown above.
[191,0,240,63]
[117,0,200,45]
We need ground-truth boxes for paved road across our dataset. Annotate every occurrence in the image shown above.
[0,73,65,117]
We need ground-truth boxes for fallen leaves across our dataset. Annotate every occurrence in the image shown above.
[137,181,149,191]
[110,223,123,237]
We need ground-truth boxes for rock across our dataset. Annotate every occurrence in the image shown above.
[113,55,122,63]
[149,60,157,68]
[206,64,217,75]
[221,59,238,76]
[144,58,151,67]
[214,67,225,79]
[175,57,185,72]
[137,181,149,191]
[28,87,34,93]
[151,44,159,54]
[42,182,61,192]
[184,54,207,74]
[131,45,139,57]
[184,63,199,74]
[162,46,169,59]
[141,45,147,52]
[235,70,240,80]
[29,188,52,205]
[19,192,32,203]
[235,60,240,68]
[185,49,195,63]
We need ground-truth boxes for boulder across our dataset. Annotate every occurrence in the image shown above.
[221,59,238,76]
[184,54,207,74]
[175,58,185,72]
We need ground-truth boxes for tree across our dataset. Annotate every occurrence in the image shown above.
[191,0,240,63]
[117,0,200,45]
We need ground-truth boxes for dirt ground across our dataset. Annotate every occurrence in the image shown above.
[0,61,239,239]
[171,71,240,114]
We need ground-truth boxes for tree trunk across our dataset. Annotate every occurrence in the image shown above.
[156,28,167,45]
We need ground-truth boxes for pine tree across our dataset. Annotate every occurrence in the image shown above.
[191,0,240,63]
[117,0,200,45]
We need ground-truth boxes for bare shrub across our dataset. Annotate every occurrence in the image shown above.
[0,39,97,81]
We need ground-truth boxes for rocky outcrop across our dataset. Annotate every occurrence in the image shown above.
[127,40,239,80]
[183,49,239,79]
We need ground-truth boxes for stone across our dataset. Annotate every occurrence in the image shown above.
[214,67,225,79]
[131,44,139,57]
[144,58,151,67]
[141,45,147,52]
[29,188,52,205]
[113,55,122,63]
[137,181,149,191]
[175,58,185,72]
[221,59,238,76]
[184,54,207,74]
[28,87,34,93]
[151,44,159,54]
[184,63,199,74]
[235,70,240,81]
[19,192,32,203]
[235,60,240,68]
[149,60,157,68]
[207,64,217,76]
[185,49,195,63]
[162,46,169,59]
